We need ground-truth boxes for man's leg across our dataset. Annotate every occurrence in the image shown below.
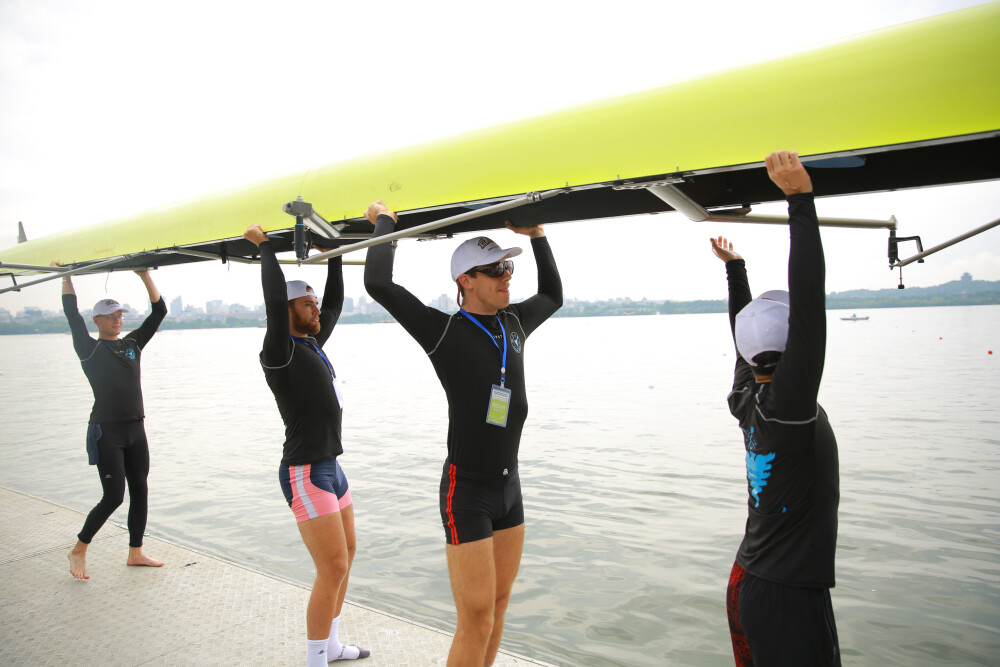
[334,503,356,615]
[71,432,126,579]
[446,538,496,667]
[327,503,368,661]
[122,425,162,567]
[298,511,350,640]
[483,524,524,667]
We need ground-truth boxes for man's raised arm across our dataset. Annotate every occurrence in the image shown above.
[316,250,344,348]
[245,224,292,366]
[129,269,167,348]
[764,151,826,419]
[506,221,562,334]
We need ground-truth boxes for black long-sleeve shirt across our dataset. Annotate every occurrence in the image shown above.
[725,193,840,588]
[364,215,562,475]
[257,242,345,466]
[63,293,167,424]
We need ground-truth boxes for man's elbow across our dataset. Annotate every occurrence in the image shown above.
[363,272,388,301]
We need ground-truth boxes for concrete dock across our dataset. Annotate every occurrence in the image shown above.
[0,487,553,666]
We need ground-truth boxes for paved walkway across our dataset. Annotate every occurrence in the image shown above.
[0,487,552,666]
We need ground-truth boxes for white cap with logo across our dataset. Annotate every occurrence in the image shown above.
[286,280,317,301]
[93,299,129,316]
[450,236,522,281]
[735,290,790,366]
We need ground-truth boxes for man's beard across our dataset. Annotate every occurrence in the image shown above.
[293,312,320,335]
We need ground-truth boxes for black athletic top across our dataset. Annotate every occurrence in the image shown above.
[257,242,345,466]
[726,193,840,588]
[364,215,562,476]
[63,293,167,424]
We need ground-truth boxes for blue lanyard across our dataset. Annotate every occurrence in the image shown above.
[291,336,333,376]
[460,308,507,387]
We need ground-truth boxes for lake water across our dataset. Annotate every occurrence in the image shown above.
[1,306,998,666]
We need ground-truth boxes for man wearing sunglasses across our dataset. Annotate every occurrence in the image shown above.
[56,266,167,580]
[363,200,562,667]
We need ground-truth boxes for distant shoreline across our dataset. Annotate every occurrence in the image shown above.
[3,286,998,335]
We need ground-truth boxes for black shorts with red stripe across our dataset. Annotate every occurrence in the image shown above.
[439,460,524,545]
[727,559,841,667]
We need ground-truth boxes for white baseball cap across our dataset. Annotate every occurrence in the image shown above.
[735,290,790,366]
[286,280,317,301]
[450,236,522,281]
[93,299,128,316]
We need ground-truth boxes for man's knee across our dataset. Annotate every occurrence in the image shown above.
[346,539,357,562]
[493,590,512,615]
[315,550,349,582]
[99,489,126,509]
[127,482,148,500]
[460,601,495,639]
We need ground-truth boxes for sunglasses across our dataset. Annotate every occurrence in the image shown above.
[98,314,124,321]
[467,260,514,279]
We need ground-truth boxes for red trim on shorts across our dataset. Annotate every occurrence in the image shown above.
[446,464,459,545]
[727,560,753,667]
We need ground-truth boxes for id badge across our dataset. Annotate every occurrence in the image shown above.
[332,377,344,409]
[486,384,511,427]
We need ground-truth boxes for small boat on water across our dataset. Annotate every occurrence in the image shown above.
[840,313,870,321]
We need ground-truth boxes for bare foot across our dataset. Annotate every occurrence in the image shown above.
[126,547,164,568]
[68,543,89,580]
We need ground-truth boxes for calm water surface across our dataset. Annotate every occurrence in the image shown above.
[1,306,998,665]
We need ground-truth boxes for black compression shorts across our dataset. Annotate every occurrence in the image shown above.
[439,461,523,545]
[727,560,841,666]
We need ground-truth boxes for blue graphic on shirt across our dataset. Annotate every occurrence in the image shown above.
[746,450,776,508]
[509,331,522,353]
[741,426,758,451]
[125,349,136,360]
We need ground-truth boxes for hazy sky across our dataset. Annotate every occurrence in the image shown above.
[1,0,997,313]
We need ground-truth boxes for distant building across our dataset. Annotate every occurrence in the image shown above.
[206,300,224,315]
[170,295,183,313]
[227,303,255,321]
[430,293,454,312]
[343,296,355,313]
[961,272,972,282]
[0,307,11,322]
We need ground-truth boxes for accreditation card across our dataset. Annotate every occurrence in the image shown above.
[486,384,511,427]
[332,377,344,409]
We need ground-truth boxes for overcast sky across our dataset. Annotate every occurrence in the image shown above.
[1,0,997,314]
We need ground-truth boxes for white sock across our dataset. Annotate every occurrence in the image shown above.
[327,616,361,660]
[306,638,329,667]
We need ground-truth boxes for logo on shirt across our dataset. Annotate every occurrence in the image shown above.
[125,349,136,360]
[745,450,775,508]
[509,331,522,353]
